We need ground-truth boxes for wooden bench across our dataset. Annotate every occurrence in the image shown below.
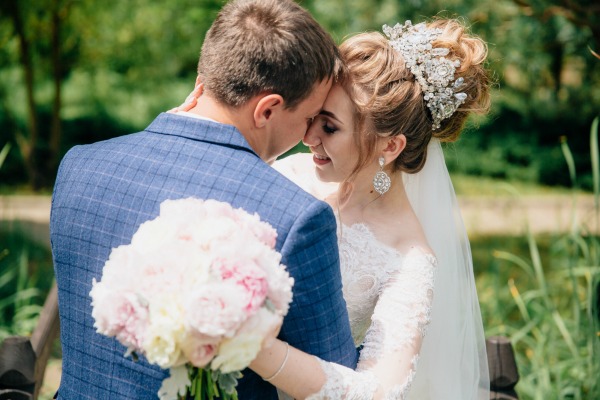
[0,283,59,400]
[0,283,520,399]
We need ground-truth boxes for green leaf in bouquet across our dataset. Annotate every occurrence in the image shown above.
[209,369,219,399]
[216,370,243,397]
[263,298,276,313]
[123,348,139,362]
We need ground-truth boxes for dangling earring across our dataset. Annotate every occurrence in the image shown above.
[373,156,391,195]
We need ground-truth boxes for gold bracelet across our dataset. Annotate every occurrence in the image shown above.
[263,342,290,382]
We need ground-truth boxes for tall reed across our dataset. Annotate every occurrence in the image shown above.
[0,247,43,341]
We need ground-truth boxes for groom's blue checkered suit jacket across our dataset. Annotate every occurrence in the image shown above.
[50,113,358,399]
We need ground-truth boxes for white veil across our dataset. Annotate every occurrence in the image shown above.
[403,139,489,399]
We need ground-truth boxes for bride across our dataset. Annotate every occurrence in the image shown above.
[173,17,491,399]
[249,18,492,399]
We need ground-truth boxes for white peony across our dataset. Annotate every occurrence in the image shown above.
[210,308,281,373]
[144,296,186,368]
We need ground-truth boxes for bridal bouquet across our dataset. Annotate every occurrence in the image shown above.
[89,198,294,400]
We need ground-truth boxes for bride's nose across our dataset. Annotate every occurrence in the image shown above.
[303,122,321,147]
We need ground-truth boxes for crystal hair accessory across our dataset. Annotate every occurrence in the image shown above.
[383,20,467,130]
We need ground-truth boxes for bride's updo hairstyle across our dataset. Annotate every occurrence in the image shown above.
[339,19,490,175]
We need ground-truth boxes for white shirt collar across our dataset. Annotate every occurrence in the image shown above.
[175,111,218,123]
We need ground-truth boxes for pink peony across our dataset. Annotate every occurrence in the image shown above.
[180,332,218,368]
[90,287,149,350]
[184,283,248,337]
[216,258,269,313]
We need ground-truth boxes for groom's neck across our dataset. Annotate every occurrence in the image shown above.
[188,95,237,127]
[188,95,268,162]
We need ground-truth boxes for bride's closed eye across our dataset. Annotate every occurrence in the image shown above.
[322,122,337,135]
[315,117,337,134]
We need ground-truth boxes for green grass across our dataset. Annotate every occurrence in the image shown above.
[2,216,594,400]
[0,221,61,399]
[472,231,599,399]
[470,118,600,400]
[451,173,582,197]
[3,223,591,400]
[0,184,53,195]
[0,222,55,340]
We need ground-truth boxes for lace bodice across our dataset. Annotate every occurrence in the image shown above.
[273,154,437,400]
[307,222,437,400]
[341,222,437,348]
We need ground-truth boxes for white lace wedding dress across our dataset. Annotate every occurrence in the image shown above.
[273,154,437,399]
[312,223,437,399]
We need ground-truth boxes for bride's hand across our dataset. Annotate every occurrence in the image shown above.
[250,331,289,384]
[168,83,204,113]
[249,317,283,369]
[262,317,283,349]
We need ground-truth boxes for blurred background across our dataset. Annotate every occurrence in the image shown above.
[0,0,598,399]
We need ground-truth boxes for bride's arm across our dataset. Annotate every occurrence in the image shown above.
[249,252,437,400]
[250,339,330,397]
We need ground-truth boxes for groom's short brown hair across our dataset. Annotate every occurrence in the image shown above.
[198,0,341,109]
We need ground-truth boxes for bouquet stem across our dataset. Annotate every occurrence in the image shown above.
[182,366,239,400]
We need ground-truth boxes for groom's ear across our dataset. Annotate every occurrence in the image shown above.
[253,94,285,128]
[381,134,406,164]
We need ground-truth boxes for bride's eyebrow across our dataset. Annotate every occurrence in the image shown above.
[319,109,343,125]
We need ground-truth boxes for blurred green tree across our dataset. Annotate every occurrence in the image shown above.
[0,0,598,190]
[0,0,220,189]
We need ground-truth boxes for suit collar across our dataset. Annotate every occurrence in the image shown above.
[146,112,259,158]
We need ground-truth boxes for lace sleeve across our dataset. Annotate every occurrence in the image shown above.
[306,252,437,400]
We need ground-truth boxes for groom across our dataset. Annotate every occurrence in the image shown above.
[50,0,357,398]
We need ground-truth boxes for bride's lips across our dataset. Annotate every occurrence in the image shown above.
[312,153,331,166]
